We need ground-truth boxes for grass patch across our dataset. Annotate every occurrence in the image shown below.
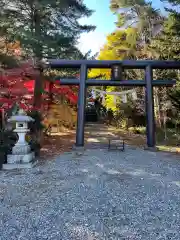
[128,126,146,134]
[156,145,180,153]
[115,126,180,153]
[156,128,180,146]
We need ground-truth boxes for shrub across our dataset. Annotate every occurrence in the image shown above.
[0,129,17,165]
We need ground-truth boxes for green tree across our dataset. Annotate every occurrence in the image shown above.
[148,9,180,126]
[109,1,179,128]
[0,0,95,107]
[110,0,163,42]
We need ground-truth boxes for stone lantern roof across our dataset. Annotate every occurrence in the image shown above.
[7,109,34,122]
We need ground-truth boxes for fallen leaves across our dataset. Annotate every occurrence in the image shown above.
[40,131,76,160]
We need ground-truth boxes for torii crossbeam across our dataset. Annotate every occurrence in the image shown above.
[48,60,180,149]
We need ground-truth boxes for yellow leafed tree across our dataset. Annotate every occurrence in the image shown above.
[89,27,138,111]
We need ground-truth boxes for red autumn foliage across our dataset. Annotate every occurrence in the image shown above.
[0,60,78,112]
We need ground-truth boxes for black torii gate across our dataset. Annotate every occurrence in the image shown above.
[48,59,180,148]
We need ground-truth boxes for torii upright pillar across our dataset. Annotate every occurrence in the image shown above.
[76,64,87,147]
[145,65,155,148]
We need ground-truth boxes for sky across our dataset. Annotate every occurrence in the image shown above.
[77,0,169,55]
[78,0,116,55]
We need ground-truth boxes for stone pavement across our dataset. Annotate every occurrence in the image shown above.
[1,146,180,239]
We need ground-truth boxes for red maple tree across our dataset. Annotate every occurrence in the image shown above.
[0,59,78,113]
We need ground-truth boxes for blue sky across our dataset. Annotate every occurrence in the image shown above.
[78,0,169,55]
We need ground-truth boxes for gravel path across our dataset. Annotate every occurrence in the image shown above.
[1,147,180,239]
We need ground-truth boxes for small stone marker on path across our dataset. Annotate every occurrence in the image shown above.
[2,109,37,170]
[108,137,125,151]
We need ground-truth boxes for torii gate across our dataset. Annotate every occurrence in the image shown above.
[48,60,180,149]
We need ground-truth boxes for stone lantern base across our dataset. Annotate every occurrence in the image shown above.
[2,145,38,170]
[2,152,38,170]
[2,159,37,170]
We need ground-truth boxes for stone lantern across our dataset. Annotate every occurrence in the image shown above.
[2,109,37,170]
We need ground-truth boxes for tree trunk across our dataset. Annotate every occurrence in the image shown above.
[33,67,43,109]
[163,110,168,141]
[46,82,54,111]
[33,1,43,109]
[154,88,162,127]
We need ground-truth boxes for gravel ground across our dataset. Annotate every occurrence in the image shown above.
[1,147,180,239]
